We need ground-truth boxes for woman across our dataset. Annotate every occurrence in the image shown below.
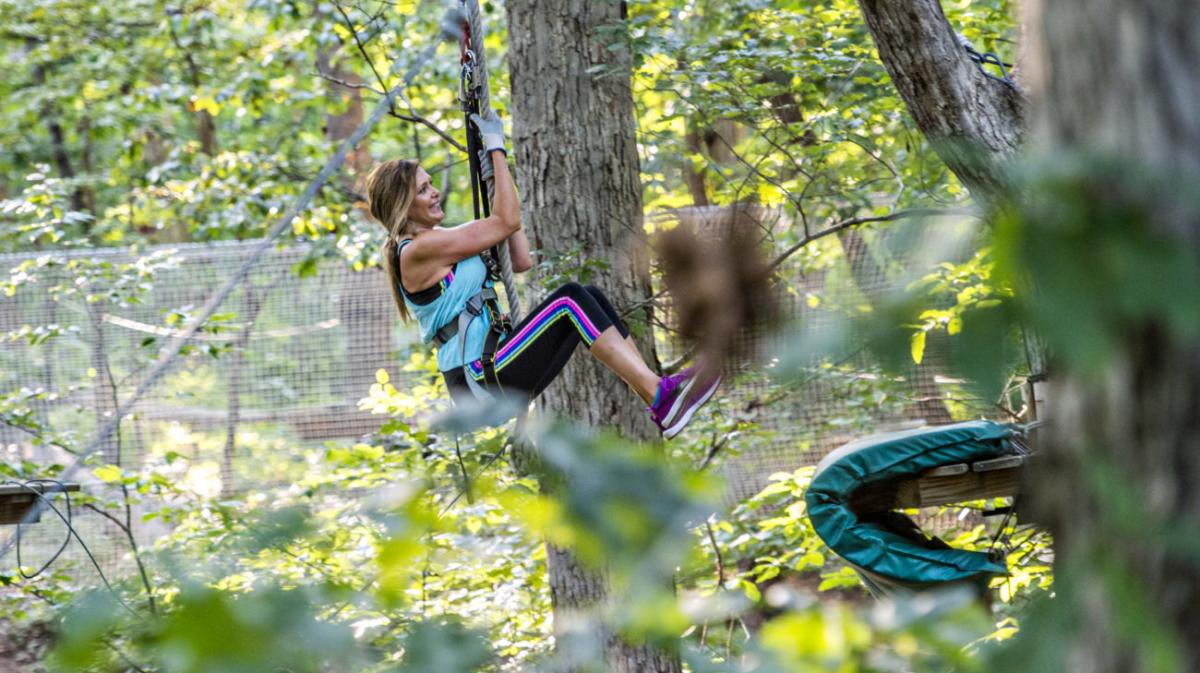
[366,111,718,438]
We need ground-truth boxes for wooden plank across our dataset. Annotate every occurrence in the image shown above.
[925,463,969,477]
[0,483,80,497]
[849,460,1026,512]
[0,483,81,525]
[973,455,1026,472]
[911,467,1022,508]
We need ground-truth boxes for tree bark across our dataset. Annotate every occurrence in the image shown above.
[1023,2,1200,671]
[506,1,677,671]
[857,0,1026,197]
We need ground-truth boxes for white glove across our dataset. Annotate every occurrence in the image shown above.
[470,111,506,155]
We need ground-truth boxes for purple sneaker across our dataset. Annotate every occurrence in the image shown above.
[646,366,722,439]
[661,369,721,439]
[647,371,692,434]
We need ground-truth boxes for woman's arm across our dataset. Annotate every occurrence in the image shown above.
[485,148,531,272]
[505,217,533,273]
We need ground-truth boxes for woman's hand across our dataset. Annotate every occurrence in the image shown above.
[471,111,506,155]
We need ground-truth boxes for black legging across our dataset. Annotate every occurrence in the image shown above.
[442,282,630,403]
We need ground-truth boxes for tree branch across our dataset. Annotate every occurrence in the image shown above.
[333,1,390,92]
[315,72,383,95]
[767,207,976,271]
[857,0,1026,197]
[313,74,466,153]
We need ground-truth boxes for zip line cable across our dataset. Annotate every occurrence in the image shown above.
[0,9,465,564]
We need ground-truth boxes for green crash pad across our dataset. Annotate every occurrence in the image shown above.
[805,421,1016,591]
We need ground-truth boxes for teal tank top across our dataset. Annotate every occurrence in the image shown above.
[397,240,494,372]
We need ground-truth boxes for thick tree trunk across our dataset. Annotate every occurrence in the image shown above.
[1023,2,1200,671]
[506,2,676,672]
[857,0,1026,197]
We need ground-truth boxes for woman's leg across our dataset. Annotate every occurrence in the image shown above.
[583,285,648,371]
[589,328,659,403]
[466,283,660,402]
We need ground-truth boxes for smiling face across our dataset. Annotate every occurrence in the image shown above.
[405,166,444,228]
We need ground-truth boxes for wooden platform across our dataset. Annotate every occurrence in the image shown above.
[0,483,81,525]
[850,454,1028,513]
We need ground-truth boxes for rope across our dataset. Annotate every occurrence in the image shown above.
[460,0,521,321]
[956,33,1019,92]
[0,10,464,561]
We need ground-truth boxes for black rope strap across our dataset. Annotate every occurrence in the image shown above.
[4,479,143,620]
[957,34,1019,92]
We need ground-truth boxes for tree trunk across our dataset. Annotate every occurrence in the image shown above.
[857,0,1026,197]
[1022,2,1200,671]
[30,53,94,217]
[89,303,119,465]
[683,124,710,207]
[505,2,676,671]
[317,45,372,187]
[221,287,263,497]
[167,17,219,156]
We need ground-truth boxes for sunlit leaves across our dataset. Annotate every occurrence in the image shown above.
[0,168,95,251]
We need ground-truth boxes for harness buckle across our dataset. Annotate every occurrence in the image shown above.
[464,293,485,316]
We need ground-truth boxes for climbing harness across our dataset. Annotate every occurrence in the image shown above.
[429,274,509,401]
[957,33,1019,92]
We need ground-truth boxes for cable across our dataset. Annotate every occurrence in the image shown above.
[11,480,71,580]
[4,479,144,621]
[437,436,513,518]
[452,435,474,505]
[956,33,1019,92]
[459,0,521,321]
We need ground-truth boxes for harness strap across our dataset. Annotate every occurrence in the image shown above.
[457,304,494,402]
[430,281,509,402]
[432,286,498,346]
[481,326,502,386]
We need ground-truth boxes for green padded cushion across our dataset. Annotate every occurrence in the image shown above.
[805,421,1013,586]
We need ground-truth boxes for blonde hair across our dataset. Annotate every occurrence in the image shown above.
[366,159,420,322]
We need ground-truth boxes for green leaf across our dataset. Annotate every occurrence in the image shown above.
[93,465,122,483]
[910,330,926,365]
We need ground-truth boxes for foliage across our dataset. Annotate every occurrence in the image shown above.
[993,157,1200,377]
[0,0,1060,671]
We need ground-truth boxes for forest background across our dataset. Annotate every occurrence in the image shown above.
[1,0,1196,672]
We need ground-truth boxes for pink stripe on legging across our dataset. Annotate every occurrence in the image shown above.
[494,297,602,361]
